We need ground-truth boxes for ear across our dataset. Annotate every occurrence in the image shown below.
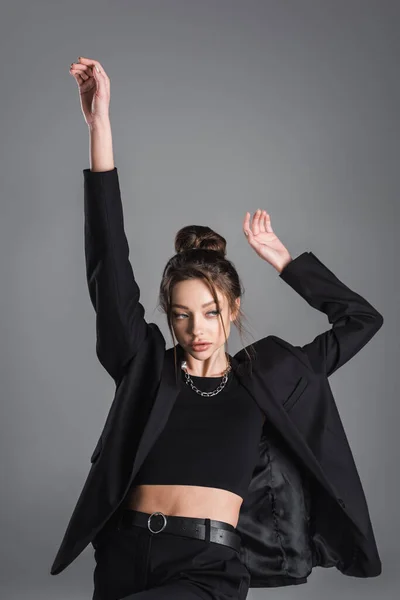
[230,297,241,321]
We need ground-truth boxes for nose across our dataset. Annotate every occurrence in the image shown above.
[187,315,204,336]
[190,325,204,336]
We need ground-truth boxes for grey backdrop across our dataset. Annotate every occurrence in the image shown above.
[1,1,397,599]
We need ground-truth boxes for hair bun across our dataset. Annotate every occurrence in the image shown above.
[174,225,227,258]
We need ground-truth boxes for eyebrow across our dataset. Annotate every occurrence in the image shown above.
[171,300,217,310]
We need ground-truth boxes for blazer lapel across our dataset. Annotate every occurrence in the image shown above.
[128,344,182,480]
[230,353,341,505]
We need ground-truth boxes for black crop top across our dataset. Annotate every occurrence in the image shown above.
[134,366,265,500]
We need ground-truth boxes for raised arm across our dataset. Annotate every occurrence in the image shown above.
[279,251,384,377]
[242,210,383,378]
[84,120,149,383]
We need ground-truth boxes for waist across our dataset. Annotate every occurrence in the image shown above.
[113,507,242,553]
[124,483,243,529]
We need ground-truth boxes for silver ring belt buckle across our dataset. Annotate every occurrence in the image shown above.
[147,511,168,534]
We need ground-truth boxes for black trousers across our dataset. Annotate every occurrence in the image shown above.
[92,508,251,600]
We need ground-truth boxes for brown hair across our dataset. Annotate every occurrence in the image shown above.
[157,225,257,384]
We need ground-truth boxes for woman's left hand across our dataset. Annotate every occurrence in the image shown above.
[243,209,292,272]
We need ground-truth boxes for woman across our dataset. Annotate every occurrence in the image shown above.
[61,57,383,600]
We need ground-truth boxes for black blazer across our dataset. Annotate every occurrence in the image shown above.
[50,168,384,589]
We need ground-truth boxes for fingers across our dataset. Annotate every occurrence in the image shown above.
[243,210,272,238]
[258,209,272,233]
[78,56,108,79]
[69,63,91,81]
[263,211,273,234]
[251,209,260,235]
[251,208,265,236]
[243,212,251,237]
[69,57,109,86]
[243,211,258,239]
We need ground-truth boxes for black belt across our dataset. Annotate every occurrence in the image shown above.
[116,509,242,553]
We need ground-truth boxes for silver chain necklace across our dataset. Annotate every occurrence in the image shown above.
[181,360,232,397]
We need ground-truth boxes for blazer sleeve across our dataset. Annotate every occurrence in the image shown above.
[279,251,384,377]
[83,167,150,383]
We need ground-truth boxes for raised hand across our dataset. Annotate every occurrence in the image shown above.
[69,56,111,127]
[243,209,292,272]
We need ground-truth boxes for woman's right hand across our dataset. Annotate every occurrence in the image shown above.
[69,56,111,127]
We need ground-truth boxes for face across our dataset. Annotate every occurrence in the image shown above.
[170,279,240,359]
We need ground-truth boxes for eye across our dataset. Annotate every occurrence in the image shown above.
[172,310,220,320]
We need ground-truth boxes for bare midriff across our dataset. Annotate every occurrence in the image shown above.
[123,484,244,529]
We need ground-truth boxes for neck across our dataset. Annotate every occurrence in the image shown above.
[182,347,229,377]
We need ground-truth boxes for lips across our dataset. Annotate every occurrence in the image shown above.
[191,342,211,349]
